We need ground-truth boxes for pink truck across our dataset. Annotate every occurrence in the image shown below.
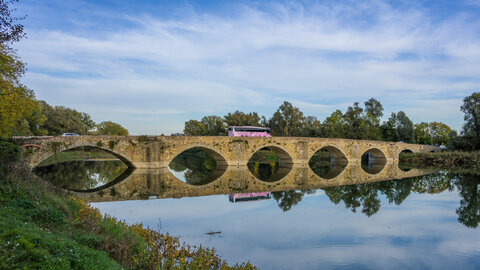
[227,126,271,137]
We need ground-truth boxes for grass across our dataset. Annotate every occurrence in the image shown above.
[0,165,257,269]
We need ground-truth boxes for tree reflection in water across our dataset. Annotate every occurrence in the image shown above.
[33,160,128,191]
[271,190,316,212]
[169,148,218,185]
[269,169,480,228]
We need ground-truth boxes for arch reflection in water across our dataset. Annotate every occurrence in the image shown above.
[247,147,292,182]
[309,147,348,179]
[168,148,226,185]
[398,149,414,171]
[33,147,131,191]
[361,148,387,174]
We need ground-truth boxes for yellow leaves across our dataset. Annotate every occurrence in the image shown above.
[0,82,37,138]
[0,45,40,138]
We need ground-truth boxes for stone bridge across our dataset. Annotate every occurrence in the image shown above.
[16,135,439,169]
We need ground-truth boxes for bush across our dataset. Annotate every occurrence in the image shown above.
[0,141,20,175]
[0,141,20,163]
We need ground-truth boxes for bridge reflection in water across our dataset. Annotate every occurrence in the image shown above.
[70,163,436,203]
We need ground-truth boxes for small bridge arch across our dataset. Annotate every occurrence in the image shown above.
[248,143,294,164]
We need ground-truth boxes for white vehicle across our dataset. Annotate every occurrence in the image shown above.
[61,133,79,136]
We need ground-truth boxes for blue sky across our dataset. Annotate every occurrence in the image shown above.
[12,0,480,134]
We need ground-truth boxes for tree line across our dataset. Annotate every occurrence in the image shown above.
[184,98,460,147]
[0,1,128,139]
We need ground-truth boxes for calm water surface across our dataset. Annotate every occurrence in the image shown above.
[34,149,480,269]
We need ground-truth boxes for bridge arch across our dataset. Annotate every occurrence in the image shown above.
[248,144,293,164]
[246,144,293,182]
[34,145,135,169]
[309,144,348,166]
[361,148,387,175]
[308,145,348,180]
[168,145,228,167]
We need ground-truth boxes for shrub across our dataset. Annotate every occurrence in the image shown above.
[0,141,20,163]
[0,141,20,175]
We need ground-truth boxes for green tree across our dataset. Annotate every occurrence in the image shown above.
[381,111,414,142]
[303,116,322,137]
[224,111,260,127]
[343,102,366,139]
[381,112,398,141]
[461,92,480,149]
[396,111,415,143]
[39,102,95,135]
[96,121,129,135]
[322,110,346,138]
[184,120,206,136]
[0,0,25,44]
[364,98,383,126]
[363,98,383,140]
[414,121,451,145]
[201,115,226,136]
[269,101,305,136]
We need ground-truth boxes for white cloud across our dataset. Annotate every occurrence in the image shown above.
[15,0,480,133]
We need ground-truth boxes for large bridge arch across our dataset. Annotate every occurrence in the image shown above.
[247,143,294,165]
[308,144,348,166]
[24,141,135,169]
[165,143,228,167]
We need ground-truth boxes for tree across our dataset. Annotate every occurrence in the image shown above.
[201,116,226,136]
[0,0,25,45]
[322,110,346,138]
[96,121,129,135]
[343,102,366,139]
[269,101,305,136]
[303,116,322,137]
[39,102,95,135]
[0,45,41,138]
[0,1,41,138]
[461,92,480,149]
[364,98,383,126]
[184,120,206,136]
[183,116,225,136]
[414,121,451,145]
[381,111,414,143]
[396,111,415,143]
[363,98,384,140]
[381,113,398,142]
[224,111,260,127]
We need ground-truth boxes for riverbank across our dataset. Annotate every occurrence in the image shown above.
[400,151,480,167]
[0,164,256,269]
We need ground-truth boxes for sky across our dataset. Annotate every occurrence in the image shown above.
[12,0,480,134]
